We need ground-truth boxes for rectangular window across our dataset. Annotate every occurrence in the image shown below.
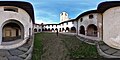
[4,7,18,12]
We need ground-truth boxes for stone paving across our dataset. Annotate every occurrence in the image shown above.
[97,42,120,58]
[76,35,97,45]
[0,37,33,60]
[76,35,120,58]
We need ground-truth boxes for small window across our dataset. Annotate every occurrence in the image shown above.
[56,25,57,27]
[89,14,94,19]
[80,18,83,22]
[4,7,18,12]
[52,25,53,27]
[65,13,67,16]
[61,13,63,15]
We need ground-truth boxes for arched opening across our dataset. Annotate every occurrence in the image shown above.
[45,28,47,31]
[51,28,54,32]
[55,28,58,31]
[51,28,54,30]
[87,24,97,37]
[39,29,41,32]
[42,29,44,31]
[34,29,37,32]
[62,28,64,32]
[2,20,24,42]
[79,26,85,35]
[48,28,50,31]
[71,27,76,33]
[66,27,69,32]
[59,28,61,32]
[55,28,58,32]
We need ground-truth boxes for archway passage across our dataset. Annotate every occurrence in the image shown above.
[34,29,37,32]
[48,28,50,31]
[39,29,41,32]
[59,28,61,32]
[45,28,47,31]
[79,26,85,35]
[62,28,64,32]
[66,27,69,32]
[52,28,54,30]
[87,24,97,37]
[71,27,76,33]
[2,21,24,42]
[55,28,58,31]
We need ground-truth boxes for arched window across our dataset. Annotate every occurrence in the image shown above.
[89,14,94,19]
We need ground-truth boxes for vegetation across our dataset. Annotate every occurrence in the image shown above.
[60,34,102,59]
[32,33,102,60]
[32,33,43,60]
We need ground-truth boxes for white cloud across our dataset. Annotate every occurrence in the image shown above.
[35,19,58,24]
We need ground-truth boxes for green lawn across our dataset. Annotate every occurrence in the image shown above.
[60,34,102,59]
[32,33,102,60]
[32,33,43,60]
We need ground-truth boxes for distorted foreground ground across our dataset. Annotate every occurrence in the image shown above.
[32,32,101,60]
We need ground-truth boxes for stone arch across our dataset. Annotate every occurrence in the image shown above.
[87,24,97,37]
[66,27,69,32]
[55,28,58,30]
[52,28,54,30]
[2,19,24,42]
[45,28,47,31]
[79,26,85,35]
[38,29,41,32]
[48,28,50,31]
[62,28,64,31]
[59,28,61,32]
[34,28,37,32]
[71,27,76,33]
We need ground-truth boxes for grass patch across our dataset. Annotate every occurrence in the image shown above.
[60,34,102,59]
[32,33,43,60]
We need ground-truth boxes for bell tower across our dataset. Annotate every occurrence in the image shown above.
[60,12,69,22]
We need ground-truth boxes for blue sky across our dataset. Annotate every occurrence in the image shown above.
[0,0,115,24]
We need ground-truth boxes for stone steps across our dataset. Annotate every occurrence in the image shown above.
[76,35,97,45]
[97,42,120,58]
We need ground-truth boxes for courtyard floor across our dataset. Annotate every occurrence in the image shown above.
[32,32,102,60]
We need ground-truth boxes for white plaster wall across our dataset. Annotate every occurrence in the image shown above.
[78,13,98,35]
[103,6,120,49]
[0,6,32,44]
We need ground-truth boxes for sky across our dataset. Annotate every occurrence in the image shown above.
[0,0,117,24]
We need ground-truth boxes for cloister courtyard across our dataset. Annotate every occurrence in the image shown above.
[32,32,103,60]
